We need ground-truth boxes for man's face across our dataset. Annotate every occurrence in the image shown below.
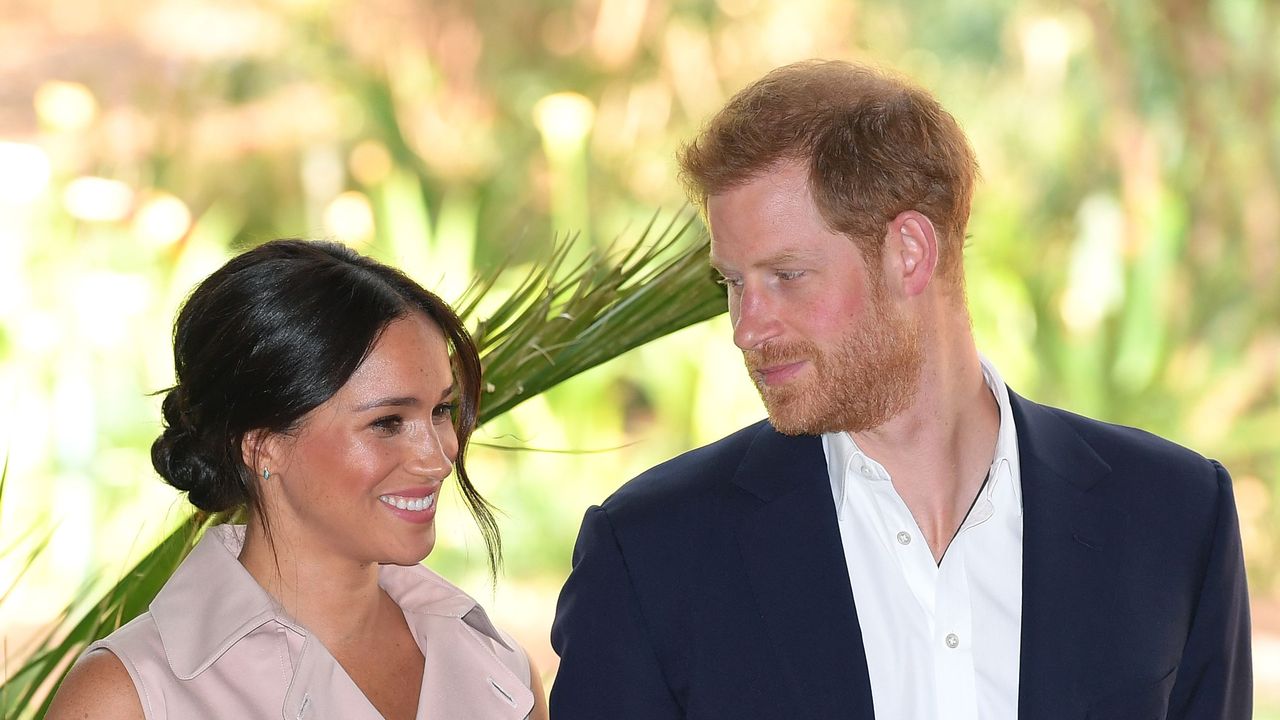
[707,162,923,435]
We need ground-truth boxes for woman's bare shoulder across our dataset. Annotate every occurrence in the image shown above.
[45,649,146,720]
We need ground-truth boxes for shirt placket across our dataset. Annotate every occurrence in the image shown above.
[858,457,938,620]
[934,535,978,720]
[862,454,983,720]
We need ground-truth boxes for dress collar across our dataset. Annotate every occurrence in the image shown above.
[150,524,507,680]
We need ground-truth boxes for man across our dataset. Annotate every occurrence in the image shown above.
[550,60,1251,719]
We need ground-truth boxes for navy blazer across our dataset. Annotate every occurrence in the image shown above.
[550,393,1252,719]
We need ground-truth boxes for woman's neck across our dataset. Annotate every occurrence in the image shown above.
[237,518,392,647]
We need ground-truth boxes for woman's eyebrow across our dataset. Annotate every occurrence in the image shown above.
[351,396,420,411]
[350,383,455,412]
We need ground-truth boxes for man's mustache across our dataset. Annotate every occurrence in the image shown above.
[744,341,818,373]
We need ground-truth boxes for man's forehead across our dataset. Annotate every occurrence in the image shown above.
[706,162,809,205]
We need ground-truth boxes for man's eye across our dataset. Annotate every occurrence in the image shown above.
[372,415,404,434]
[712,274,741,288]
[776,270,805,281]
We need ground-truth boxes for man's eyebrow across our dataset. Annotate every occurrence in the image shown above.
[710,250,818,273]
[753,250,818,266]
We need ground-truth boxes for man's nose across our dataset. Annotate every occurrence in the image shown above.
[731,283,782,351]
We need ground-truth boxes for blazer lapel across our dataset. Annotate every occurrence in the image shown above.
[732,425,875,718]
[1012,393,1126,719]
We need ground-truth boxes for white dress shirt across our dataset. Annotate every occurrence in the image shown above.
[823,357,1023,720]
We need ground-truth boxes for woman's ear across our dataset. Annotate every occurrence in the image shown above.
[240,429,281,482]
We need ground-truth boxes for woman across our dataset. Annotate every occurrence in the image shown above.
[47,240,548,719]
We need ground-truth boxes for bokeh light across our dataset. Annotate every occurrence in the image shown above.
[34,81,98,132]
[133,192,193,247]
[533,92,597,151]
[349,140,394,187]
[62,177,134,222]
[323,190,375,242]
[1020,15,1076,87]
[0,142,53,205]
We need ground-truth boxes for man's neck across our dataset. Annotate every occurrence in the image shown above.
[849,328,1000,563]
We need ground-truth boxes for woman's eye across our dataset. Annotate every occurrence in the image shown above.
[371,415,404,435]
[432,402,457,423]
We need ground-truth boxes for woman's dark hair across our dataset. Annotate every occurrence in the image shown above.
[151,239,499,573]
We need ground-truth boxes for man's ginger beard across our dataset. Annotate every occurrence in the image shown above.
[744,278,924,436]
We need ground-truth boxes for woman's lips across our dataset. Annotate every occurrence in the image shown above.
[377,491,439,524]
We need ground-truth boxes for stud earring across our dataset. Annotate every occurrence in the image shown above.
[262,468,271,480]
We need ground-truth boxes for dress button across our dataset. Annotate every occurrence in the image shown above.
[896,531,912,545]
[945,633,960,649]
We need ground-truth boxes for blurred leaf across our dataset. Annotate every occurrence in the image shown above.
[0,533,52,609]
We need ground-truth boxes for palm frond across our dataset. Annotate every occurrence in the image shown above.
[0,532,54,609]
[470,213,723,419]
[0,218,724,717]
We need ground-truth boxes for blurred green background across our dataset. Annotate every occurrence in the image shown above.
[0,0,1276,714]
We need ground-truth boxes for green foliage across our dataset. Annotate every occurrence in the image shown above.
[468,214,723,420]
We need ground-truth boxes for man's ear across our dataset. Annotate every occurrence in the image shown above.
[884,210,939,297]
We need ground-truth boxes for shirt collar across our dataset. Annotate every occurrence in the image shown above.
[150,524,508,680]
[980,354,1023,513]
[823,354,1023,514]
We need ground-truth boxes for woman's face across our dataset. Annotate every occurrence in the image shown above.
[259,312,460,567]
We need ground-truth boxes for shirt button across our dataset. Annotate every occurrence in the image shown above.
[896,531,912,545]
[945,633,960,649]
[860,464,873,477]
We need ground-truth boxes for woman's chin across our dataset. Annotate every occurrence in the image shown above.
[380,534,435,566]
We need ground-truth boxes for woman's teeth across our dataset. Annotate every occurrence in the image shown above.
[378,493,437,512]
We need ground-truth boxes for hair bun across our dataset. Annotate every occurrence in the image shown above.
[151,389,245,512]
